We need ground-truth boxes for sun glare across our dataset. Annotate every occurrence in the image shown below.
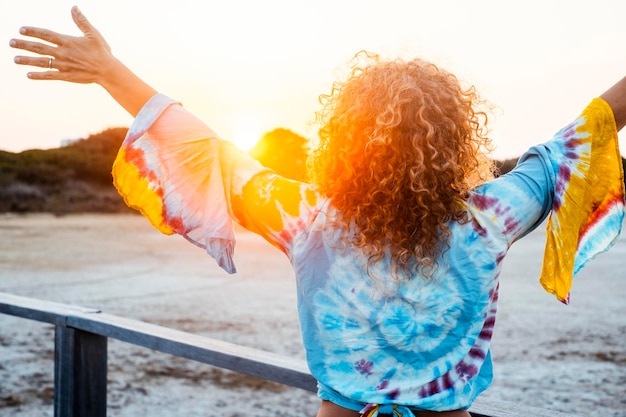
[230,114,263,152]
[232,128,261,152]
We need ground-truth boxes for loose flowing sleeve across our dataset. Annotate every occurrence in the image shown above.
[469,98,624,304]
[539,98,624,303]
[111,94,269,274]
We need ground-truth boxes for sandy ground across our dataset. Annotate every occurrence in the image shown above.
[0,213,624,417]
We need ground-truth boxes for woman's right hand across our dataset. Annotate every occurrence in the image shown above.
[10,6,157,117]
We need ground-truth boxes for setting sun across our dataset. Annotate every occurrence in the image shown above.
[231,128,261,152]
[229,113,264,152]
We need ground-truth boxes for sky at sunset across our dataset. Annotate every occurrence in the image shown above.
[1,0,626,158]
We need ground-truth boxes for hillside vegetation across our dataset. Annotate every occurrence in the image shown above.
[0,127,311,214]
[1,127,624,214]
[1,128,130,213]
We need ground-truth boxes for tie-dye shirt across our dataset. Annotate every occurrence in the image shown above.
[112,94,624,413]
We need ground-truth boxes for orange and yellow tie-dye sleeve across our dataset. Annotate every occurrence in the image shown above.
[112,94,272,273]
[540,98,625,303]
[230,171,321,254]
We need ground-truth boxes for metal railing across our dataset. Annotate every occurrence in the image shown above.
[0,292,578,417]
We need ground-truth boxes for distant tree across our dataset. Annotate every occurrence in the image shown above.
[248,128,310,182]
[493,157,519,176]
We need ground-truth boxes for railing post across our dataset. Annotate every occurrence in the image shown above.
[54,325,108,417]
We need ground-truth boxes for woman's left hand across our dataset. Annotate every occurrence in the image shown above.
[9,6,115,85]
[10,6,157,117]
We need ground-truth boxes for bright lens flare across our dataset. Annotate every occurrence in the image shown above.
[230,114,263,151]
[232,128,261,151]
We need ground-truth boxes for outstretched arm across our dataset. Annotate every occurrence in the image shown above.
[600,76,626,131]
[10,6,155,117]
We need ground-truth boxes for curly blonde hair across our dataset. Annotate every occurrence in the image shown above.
[310,51,494,279]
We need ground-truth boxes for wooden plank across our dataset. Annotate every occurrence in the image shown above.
[67,311,318,392]
[54,326,108,417]
[0,292,99,326]
[470,397,580,417]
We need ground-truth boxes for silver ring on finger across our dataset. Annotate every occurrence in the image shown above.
[48,57,53,69]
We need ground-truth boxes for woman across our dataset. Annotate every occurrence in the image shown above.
[10,7,625,417]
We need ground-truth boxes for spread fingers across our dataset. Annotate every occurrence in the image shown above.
[17,26,67,46]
